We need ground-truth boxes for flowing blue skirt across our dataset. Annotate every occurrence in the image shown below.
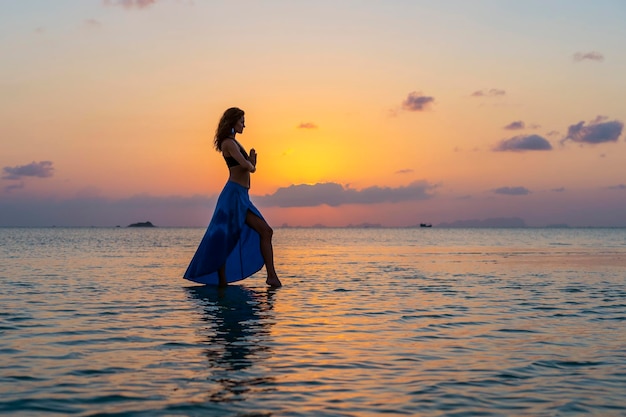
[183,181,265,285]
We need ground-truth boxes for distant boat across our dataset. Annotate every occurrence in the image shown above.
[420,223,432,228]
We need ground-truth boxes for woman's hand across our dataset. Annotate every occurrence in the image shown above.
[249,148,257,169]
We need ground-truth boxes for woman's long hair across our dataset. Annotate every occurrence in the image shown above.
[214,107,245,151]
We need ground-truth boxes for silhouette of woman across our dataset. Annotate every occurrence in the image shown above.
[184,107,282,287]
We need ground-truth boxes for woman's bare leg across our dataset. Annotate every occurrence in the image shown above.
[245,211,282,287]
[217,265,227,287]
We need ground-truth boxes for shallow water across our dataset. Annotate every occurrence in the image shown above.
[1,227,625,416]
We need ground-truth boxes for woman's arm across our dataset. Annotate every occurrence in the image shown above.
[222,139,256,172]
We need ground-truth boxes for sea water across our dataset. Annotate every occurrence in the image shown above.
[0,227,624,416]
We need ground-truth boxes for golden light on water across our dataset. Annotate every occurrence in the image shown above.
[3,227,626,414]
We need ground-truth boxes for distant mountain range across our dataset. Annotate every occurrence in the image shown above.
[279,217,545,228]
[435,217,527,228]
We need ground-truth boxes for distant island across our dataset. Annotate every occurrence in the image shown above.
[346,222,382,228]
[436,217,527,228]
[128,221,156,228]
[274,217,576,229]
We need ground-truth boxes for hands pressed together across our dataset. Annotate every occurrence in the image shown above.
[248,148,257,172]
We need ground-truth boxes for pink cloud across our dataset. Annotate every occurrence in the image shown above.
[103,0,157,10]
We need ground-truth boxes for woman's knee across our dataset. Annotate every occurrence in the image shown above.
[248,212,273,238]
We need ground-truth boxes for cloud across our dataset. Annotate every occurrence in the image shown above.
[493,135,552,152]
[395,169,414,174]
[84,19,102,28]
[256,181,437,207]
[493,186,531,196]
[504,120,525,130]
[562,116,623,144]
[551,187,566,192]
[402,91,435,111]
[573,51,604,62]
[471,88,506,97]
[4,182,24,193]
[103,0,157,9]
[608,184,626,190]
[2,161,55,180]
[298,122,318,129]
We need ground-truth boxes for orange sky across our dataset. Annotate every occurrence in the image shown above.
[2,1,626,227]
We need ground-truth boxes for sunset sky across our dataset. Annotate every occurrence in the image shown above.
[2,0,626,227]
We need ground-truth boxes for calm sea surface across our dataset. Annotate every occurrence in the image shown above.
[1,227,625,416]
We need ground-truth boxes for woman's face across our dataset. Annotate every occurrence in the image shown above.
[234,116,245,134]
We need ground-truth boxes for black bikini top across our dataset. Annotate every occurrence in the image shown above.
[223,141,249,168]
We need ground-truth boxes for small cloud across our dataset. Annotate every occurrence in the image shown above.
[2,161,55,180]
[494,135,552,152]
[493,186,531,196]
[573,51,604,62]
[103,0,157,9]
[471,88,506,97]
[402,91,435,112]
[84,19,102,28]
[608,184,626,190]
[551,187,566,192]
[4,182,24,193]
[298,122,318,129]
[504,120,525,130]
[561,116,623,145]
[395,169,414,175]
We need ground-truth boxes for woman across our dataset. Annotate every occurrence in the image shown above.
[184,107,282,287]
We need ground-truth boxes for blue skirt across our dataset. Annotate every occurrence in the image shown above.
[183,181,265,285]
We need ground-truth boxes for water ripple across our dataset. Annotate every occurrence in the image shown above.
[1,227,625,416]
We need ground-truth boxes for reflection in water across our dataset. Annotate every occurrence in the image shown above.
[186,285,277,404]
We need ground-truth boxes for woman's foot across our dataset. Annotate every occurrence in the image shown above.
[266,276,282,287]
